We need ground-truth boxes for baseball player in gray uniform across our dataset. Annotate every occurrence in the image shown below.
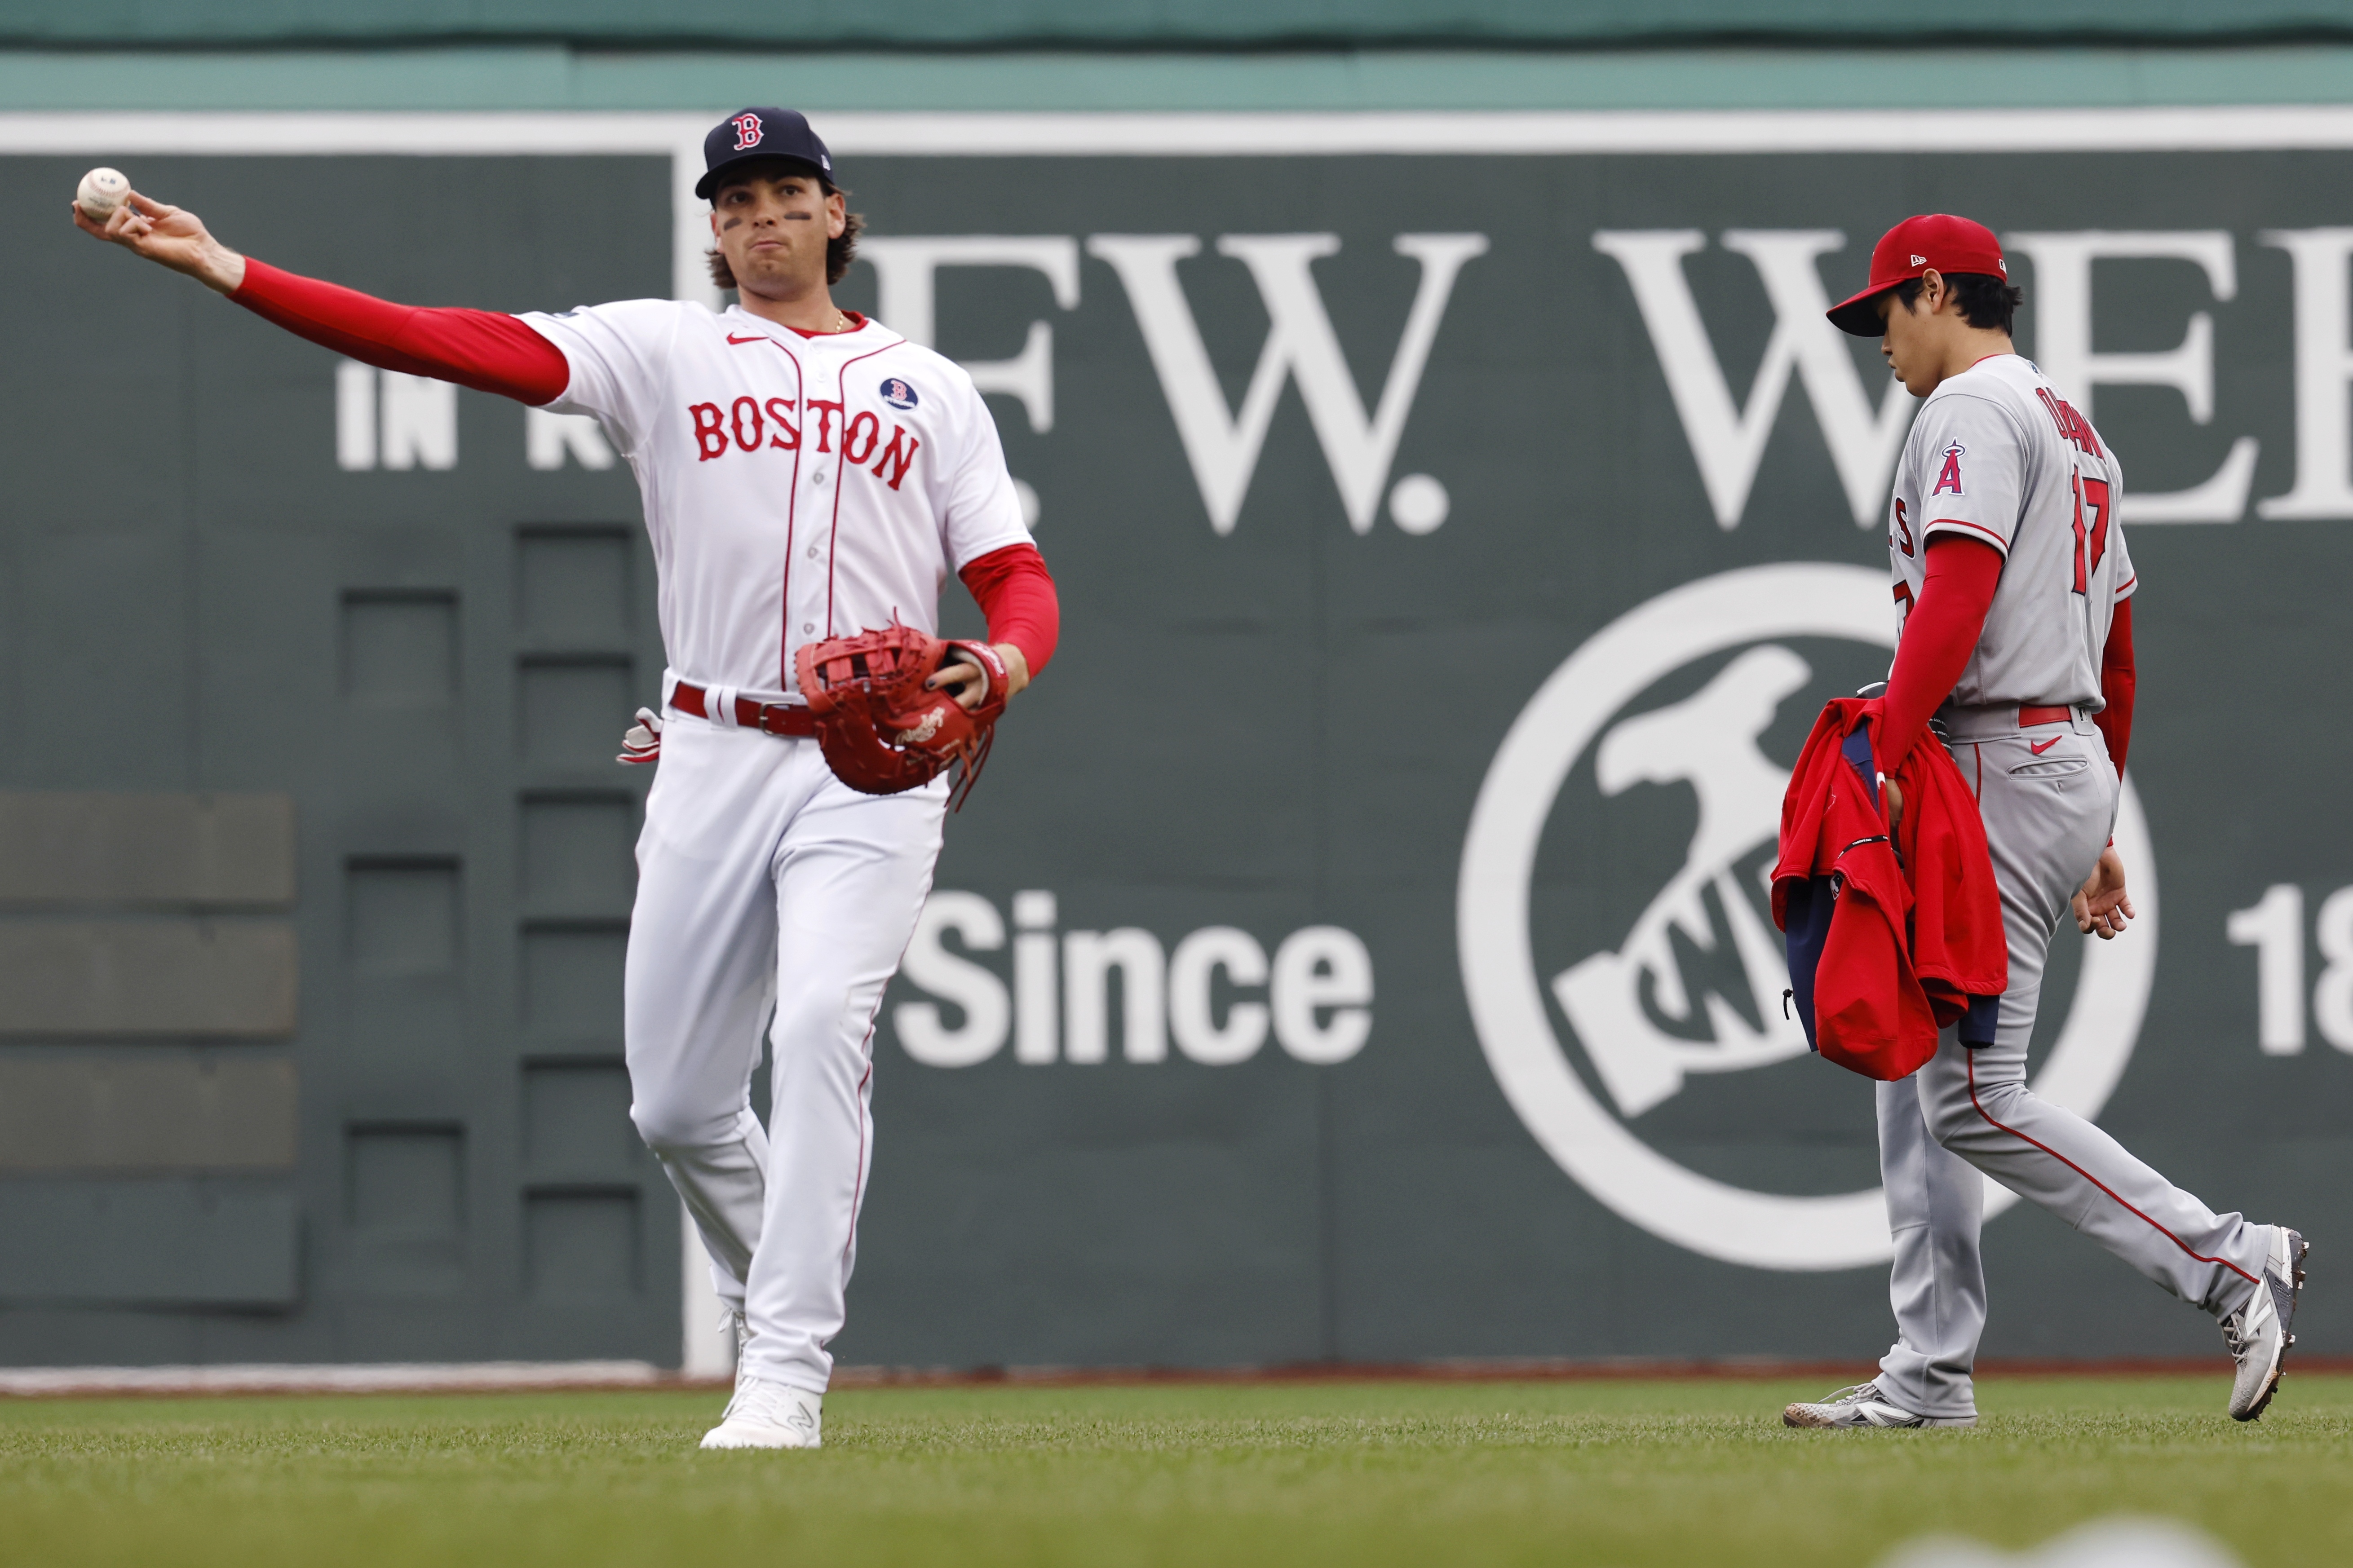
[1785,215,2307,1429]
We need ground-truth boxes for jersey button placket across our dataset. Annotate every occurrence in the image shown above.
[801,363,841,647]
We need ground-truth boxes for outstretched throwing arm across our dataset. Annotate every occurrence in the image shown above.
[72,186,569,405]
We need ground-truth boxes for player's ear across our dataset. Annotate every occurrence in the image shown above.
[826,189,846,240]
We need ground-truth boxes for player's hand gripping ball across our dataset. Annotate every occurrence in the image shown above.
[795,620,1009,808]
[75,168,129,223]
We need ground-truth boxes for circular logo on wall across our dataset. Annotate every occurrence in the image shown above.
[1456,563,2159,1271]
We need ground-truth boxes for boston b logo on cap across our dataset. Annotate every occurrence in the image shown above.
[696,108,835,200]
[1826,214,2006,336]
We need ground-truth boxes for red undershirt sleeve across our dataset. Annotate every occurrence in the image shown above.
[2093,596,2136,779]
[229,258,571,406]
[1877,534,2004,775]
[957,543,1060,677]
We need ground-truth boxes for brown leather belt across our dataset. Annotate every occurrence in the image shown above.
[2017,704,2074,728]
[671,680,816,738]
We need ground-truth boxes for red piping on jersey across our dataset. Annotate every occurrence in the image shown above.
[757,335,809,689]
[1968,1051,2256,1286]
[821,337,906,639]
[1922,517,2011,554]
[724,312,870,350]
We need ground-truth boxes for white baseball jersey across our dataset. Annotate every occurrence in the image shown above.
[1888,354,2136,710]
[516,299,1028,1399]
[522,301,1033,698]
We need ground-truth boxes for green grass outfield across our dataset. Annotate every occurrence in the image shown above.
[3,1374,2345,1568]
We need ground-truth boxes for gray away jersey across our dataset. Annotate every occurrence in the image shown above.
[1889,354,2136,711]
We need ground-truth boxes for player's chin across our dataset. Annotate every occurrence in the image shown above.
[751,268,815,297]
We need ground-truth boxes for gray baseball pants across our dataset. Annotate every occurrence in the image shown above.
[1871,707,2274,1420]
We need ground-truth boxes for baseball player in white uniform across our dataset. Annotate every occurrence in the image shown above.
[75,108,1061,1449]
[1782,216,2305,1430]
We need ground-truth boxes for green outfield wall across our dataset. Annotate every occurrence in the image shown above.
[0,112,2345,1370]
[15,45,2353,115]
[10,0,2353,47]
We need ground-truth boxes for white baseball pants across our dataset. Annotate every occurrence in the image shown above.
[1872,711,2273,1419]
[624,713,946,1394]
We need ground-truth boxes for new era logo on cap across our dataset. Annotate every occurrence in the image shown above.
[1826,214,2007,336]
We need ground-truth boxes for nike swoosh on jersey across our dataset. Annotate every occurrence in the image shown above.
[726,334,772,345]
[2029,736,2061,755]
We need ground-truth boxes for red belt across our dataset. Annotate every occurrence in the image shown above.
[671,681,817,738]
[2018,704,2074,728]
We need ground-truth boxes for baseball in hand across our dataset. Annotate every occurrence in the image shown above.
[75,168,129,222]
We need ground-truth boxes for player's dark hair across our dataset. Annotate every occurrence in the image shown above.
[1892,272,2022,336]
[705,176,863,291]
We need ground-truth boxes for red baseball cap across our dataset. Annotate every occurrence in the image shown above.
[1826,214,2008,336]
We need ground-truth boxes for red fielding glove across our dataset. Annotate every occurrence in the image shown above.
[796,622,1009,808]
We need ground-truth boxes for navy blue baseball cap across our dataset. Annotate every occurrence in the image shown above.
[695,108,834,201]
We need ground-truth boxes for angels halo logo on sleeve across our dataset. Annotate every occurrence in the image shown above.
[1455,563,2159,1272]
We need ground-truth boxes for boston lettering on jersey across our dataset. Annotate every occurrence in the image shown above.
[523,299,1031,697]
[686,394,922,489]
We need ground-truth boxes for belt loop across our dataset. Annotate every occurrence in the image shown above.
[711,685,740,728]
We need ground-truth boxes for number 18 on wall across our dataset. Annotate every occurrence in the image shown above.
[2227,883,2353,1053]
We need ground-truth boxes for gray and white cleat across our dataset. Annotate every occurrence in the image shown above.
[1782,1383,1976,1430]
[2224,1225,2309,1422]
[700,1373,823,1450]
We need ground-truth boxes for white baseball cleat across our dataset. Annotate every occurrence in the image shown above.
[2223,1225,2308,1422]
[699,1373,823,1450]
[1782,1383,1977,1429]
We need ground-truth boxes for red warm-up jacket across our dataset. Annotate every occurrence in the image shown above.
[1771,699,2007,1082]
